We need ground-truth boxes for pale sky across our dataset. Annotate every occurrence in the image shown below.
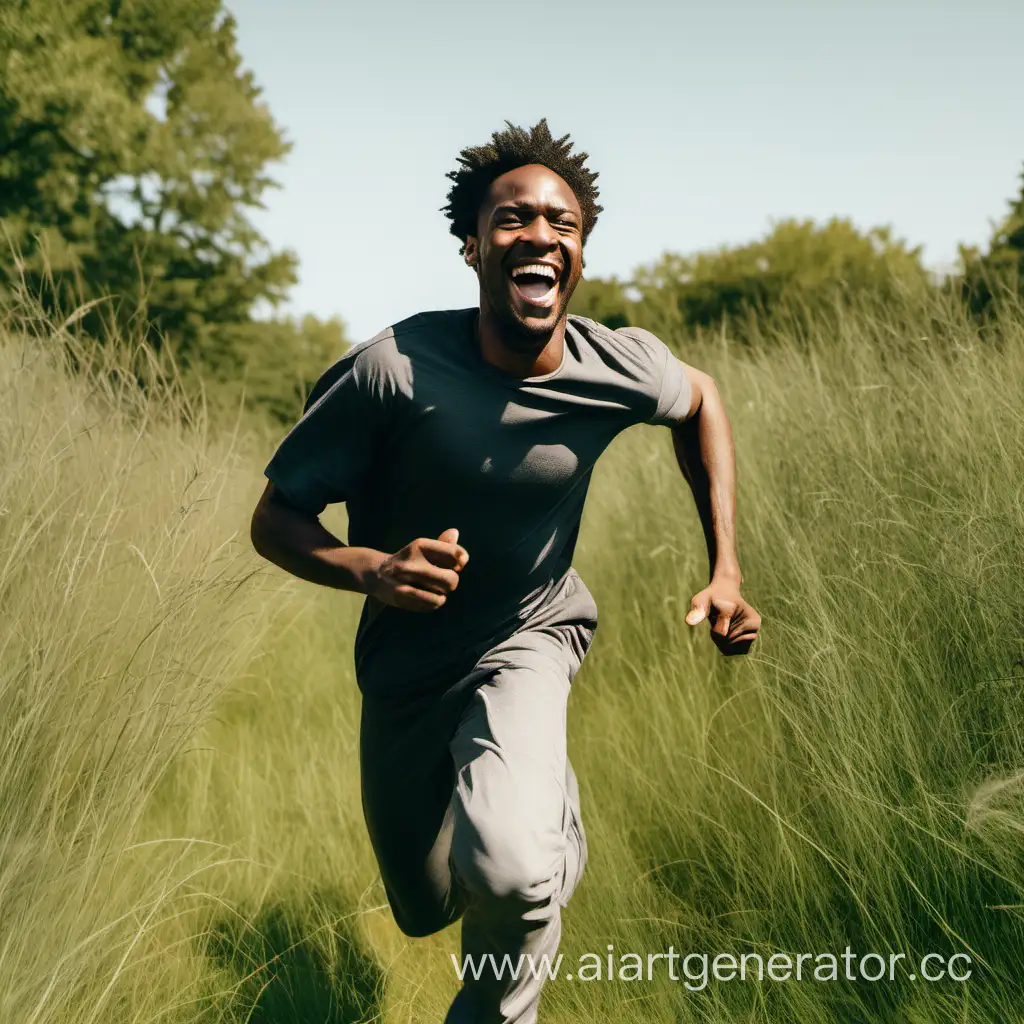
[225,0,1024,341]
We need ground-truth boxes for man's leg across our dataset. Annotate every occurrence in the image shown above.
[360,691,465,938]
[444,624,591,1024]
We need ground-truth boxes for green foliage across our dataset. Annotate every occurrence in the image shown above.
[0,0,297,374]
[989,168,1024,275]
[201,314,349,425]
[960,165,1024,312]
[576,219,931,342]
[637,218,928,336]
[568,274,635,329]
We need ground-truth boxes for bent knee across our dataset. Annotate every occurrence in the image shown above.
[391,902,456,938]
[394,912,446,939]
[452,834,564,907]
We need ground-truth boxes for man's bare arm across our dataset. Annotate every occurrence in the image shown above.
[668,363,760,655]
[671,367,742,584]
[250,482,469,613]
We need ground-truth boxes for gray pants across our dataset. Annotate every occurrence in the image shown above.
[360,619,593,1023]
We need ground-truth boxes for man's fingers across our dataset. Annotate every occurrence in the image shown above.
[712,628,760,656]
[687,593,760,652]
[392,584,447,612]
[729,618,758,642]
[716,627,759,645]
[686,595,709,625]
[723,608,749,639]
[711,601,737,637]
[417,537,470,570]
[394,562,461,595]
[689,592,761,655]
[727,608,760,641]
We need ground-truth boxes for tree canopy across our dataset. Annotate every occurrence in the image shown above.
[961,167,1024,312]
[0,0,346,420]
[571,218,930,339]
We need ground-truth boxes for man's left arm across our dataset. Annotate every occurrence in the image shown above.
[668,361,761,657]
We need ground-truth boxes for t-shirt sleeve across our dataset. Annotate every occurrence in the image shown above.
[263,344,388,516]
[615,326,693,426]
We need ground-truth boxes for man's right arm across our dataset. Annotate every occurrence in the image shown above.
[250,481,385,593]
[250,482,469,612]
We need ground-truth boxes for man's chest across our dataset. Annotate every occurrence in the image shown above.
[382,387,621,496]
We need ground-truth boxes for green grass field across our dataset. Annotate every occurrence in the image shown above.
[3,291,1023,1023]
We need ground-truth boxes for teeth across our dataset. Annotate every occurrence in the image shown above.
[510,264,557,281]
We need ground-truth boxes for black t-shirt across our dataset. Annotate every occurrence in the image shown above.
[265,308,691,698]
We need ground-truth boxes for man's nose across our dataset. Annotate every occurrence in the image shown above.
[522,216,558,249]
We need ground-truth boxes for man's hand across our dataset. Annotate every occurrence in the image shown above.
[685,578,761,656]
[368,527,470,613]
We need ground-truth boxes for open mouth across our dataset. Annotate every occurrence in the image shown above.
[508,262,560,310]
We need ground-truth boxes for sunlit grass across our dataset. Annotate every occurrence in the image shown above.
[2,288,1023,1022]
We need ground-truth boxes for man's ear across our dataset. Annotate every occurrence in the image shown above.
[463,236,479,270]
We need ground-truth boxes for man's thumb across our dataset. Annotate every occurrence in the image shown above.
[438,527,459,545]
[686,596,709,626]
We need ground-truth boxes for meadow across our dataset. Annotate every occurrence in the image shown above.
[2,288,1023,1024]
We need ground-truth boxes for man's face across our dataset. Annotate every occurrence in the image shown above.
[464,164,584,348]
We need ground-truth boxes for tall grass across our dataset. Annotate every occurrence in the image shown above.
[0,298,285,1022]
[2,288,1023,1022]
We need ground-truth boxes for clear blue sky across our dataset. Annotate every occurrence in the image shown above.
[225,0,1024,341]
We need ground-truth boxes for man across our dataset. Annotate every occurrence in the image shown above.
[250,118,761,1023]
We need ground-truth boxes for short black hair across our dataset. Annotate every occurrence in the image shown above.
[441,118,603,255]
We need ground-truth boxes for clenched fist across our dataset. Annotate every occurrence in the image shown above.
[685,577,761,656]
[368,528,470,612]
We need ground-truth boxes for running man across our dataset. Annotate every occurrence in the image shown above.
[250,118,761,1023]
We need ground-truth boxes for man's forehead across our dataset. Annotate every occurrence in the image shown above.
[485,165,581,215]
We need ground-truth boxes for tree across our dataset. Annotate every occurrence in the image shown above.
[961,165,1024,312]
[630,218,929,338]
[568,275,635,329]
[205,314,350,425]
[0,0,296,368]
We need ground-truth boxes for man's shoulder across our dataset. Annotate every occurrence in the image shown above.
[378,307,474,346]
[390,306,475,330]
[341,307,471,366]
[302,329,400,409]
[340,307,468,367]
[568,315,671,372]
[303,308,471,411]
[570,313,664,344]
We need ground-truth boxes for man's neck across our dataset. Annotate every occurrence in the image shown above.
[475,306,567,379]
